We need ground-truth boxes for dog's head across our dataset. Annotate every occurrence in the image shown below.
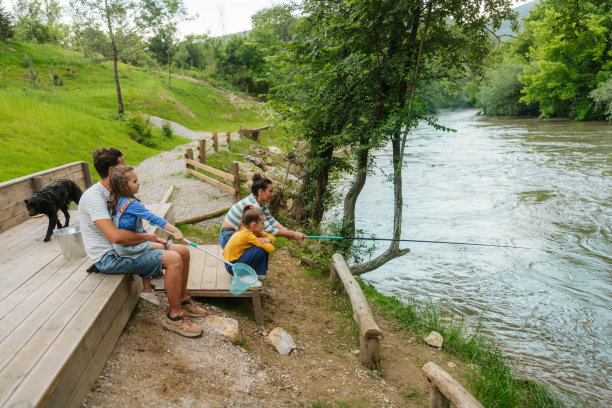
[24,196,47,216]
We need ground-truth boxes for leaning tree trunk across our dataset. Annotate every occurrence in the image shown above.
[342,143,369,238]
[105,0,124,115]
[351,134,409,275]
[313,145,334,223]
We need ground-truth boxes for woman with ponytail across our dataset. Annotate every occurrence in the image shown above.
[219,173,305,249]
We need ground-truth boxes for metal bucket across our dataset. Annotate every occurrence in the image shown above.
[54,226,87,260]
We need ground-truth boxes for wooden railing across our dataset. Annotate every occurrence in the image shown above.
[330,253,383,370]
[184,150,241,203]
[0,161,93,232]
[422,362,483,408]
[193,132,233,164]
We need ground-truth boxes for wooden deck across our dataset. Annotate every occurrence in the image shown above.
[0,203,170,408]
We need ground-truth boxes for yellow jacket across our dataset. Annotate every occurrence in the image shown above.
[222,228,276,262]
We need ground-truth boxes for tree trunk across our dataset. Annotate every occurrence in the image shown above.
[342,144,369,238]
[313,145,334,223]
[105,0,123,115]
[168,51,171,88]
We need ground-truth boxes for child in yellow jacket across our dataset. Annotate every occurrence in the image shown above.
[222,205,275,278]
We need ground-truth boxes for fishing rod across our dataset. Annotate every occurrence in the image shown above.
[306,235,543,250]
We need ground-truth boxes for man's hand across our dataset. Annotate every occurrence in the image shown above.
[156,237,168,246]
[289,231,306,240]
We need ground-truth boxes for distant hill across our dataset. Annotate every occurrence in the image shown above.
[497,0,539,38]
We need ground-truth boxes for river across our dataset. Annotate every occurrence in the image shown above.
[345,109,611,405]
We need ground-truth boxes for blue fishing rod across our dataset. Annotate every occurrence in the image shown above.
[306,235,543,250]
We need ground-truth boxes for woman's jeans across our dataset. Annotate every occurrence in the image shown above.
[219,228,235,249]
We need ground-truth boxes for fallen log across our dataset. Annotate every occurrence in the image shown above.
[176,205,231,225]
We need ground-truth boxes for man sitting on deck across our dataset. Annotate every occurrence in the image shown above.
[78,147,205,338]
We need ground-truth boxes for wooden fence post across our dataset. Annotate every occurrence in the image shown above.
[81,162,93,188]
[422,362,484,408]
[429,385,450,408]
[185,148,194,170]
[330,264,342,293]
[32,176,44,192]
[226,132,231,150]
[230,162,242,203]
[198,139,206,163]
[213,132,219,152]
[238,126,243,138]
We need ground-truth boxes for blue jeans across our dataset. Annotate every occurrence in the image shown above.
[219,228,235,249]
[225,246,268,276]
[93,249,163,279]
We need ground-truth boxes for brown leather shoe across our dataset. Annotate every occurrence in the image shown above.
[181,297,206,318]
[162,313,202,337]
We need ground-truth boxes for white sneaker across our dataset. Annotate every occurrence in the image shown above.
[250,280,262,289]
[140,290,161,306]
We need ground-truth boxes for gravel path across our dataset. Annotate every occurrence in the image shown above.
[135,117,234,227]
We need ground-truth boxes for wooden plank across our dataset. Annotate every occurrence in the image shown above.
[186,246,203,290]
[184,158,234,182]
[0,213,31,233]
[176,205,231,225]
[0,246,60,301]
[0,162,85,191]
[0,217,46,254]
[215,245,231,290]
[186,168,235,195]
[422,362,484,408]
[201,246,218,289]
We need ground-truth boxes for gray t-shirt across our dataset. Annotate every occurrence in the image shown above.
[78,182,113,262]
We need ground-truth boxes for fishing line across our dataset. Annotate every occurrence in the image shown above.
[306,235,543,250]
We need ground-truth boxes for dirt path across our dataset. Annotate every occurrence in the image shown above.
[82,120,471,408]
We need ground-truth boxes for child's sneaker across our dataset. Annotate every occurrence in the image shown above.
[140,290,160,306]
[250,280,262,289]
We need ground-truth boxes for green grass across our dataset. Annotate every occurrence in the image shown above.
[0,41,268,182]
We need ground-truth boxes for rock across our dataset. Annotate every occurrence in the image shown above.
[424,331,443,348]
[447,362,456,368]
[300,256,318,267]
[267,327,296,355]
[237,162,260,181]
[204,316,241,344]
[243,154,266,170]
[285,197,294,211]
[267,146,284,155]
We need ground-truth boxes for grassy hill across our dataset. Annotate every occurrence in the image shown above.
[0,41,268,182]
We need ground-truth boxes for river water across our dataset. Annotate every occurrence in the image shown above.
[346,109,611,405]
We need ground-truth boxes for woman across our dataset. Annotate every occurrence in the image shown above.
[219,174,306,250]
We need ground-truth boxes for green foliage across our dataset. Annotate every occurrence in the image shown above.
[161,119,173,138]
[0,5,14,40]
[49,69,62,86]
[127,111,156,146]
[518,0,611,120]
[23,66,40,87]
[20,53,32,67]
[589,76,612,121]
[477,63,537,116]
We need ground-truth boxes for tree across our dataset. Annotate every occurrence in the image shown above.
[70,0,136,114]
[519,0,611,119]
[0,4,14,40]
[477,63,537,116]
[251,4,297,43]
[270,0,516,274]
[138,0,189,87]
[13,0,43,42]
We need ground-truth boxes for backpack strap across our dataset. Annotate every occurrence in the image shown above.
[118,198,134,215]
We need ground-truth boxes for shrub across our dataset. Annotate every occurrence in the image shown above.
[590,76,612,121]
[127,111,157,146]
[20,54,32,68]
[161,120,173,138]
[49,70,63,86]
[476,63,537,116]
[23,67,40,88]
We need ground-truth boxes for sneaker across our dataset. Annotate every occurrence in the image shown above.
[140,290,160,306]
[181,297,206,318]
[162,313,202,337]
[250,280,262,289]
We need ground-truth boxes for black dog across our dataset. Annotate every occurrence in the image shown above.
[24,179,82,242]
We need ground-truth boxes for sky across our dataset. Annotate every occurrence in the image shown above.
[177,0,279,37]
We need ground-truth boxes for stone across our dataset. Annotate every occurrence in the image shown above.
[447,362,456,368]
[267,327,296,355]
[243,154,266,170]
[424,331,443,348]
[237,162,260,181]
[204,316,241,344]
[267,146,284,155]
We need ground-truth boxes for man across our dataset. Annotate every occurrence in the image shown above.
[79,147,205,337]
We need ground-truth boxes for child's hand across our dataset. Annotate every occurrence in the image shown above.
[174,231,184,241]
[258,237,270,244]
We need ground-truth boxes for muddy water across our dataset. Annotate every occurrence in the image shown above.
[351,109,611,404]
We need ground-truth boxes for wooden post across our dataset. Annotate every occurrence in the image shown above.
[32,176,44,192]
[429,385,451,408]
[226,132,231,150]
[238,126,243,138]
[198,140,206,163]
[81,162,93,188]
[422,362,484,408]
[330,264,343,293]
[213,132,219,152]
[160,185,175,204]
[185,148,194,170]
[230,162,242,203]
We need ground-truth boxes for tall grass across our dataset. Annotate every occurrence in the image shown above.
[0,41,268,182]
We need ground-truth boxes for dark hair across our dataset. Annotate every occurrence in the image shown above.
[93,147,123,179]
[107,165,139,211]
[251,173,273,197]
[240,205,263,229]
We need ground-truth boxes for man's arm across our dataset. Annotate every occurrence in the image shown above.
[94,219,160,245]
[275,228,306,240]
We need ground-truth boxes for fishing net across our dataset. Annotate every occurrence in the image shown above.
[229,263,259,295]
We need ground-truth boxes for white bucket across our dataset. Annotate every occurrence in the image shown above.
[54,226,87,260]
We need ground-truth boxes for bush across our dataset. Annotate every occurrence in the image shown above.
[49,70,63,86]
[161,120,173,138]
[590,76,612,121]
[0,5,14,40]
[20,54,32,68]
[477,63,537,116]
[127,112,157,146]
[23,67,40,88]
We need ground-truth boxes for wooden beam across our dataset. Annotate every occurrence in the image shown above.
[81,162,93,188]
[176,205,231,225]
[184,158,234,182]
[331,253,382,370]
[229,162,241,203]
[185,148,194,170]
[160,185,175,204]
[212,132,219,152]
[226,132,231,150]
[198,140,206,163]
[185,168,235,195]
[422,362,483,408]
